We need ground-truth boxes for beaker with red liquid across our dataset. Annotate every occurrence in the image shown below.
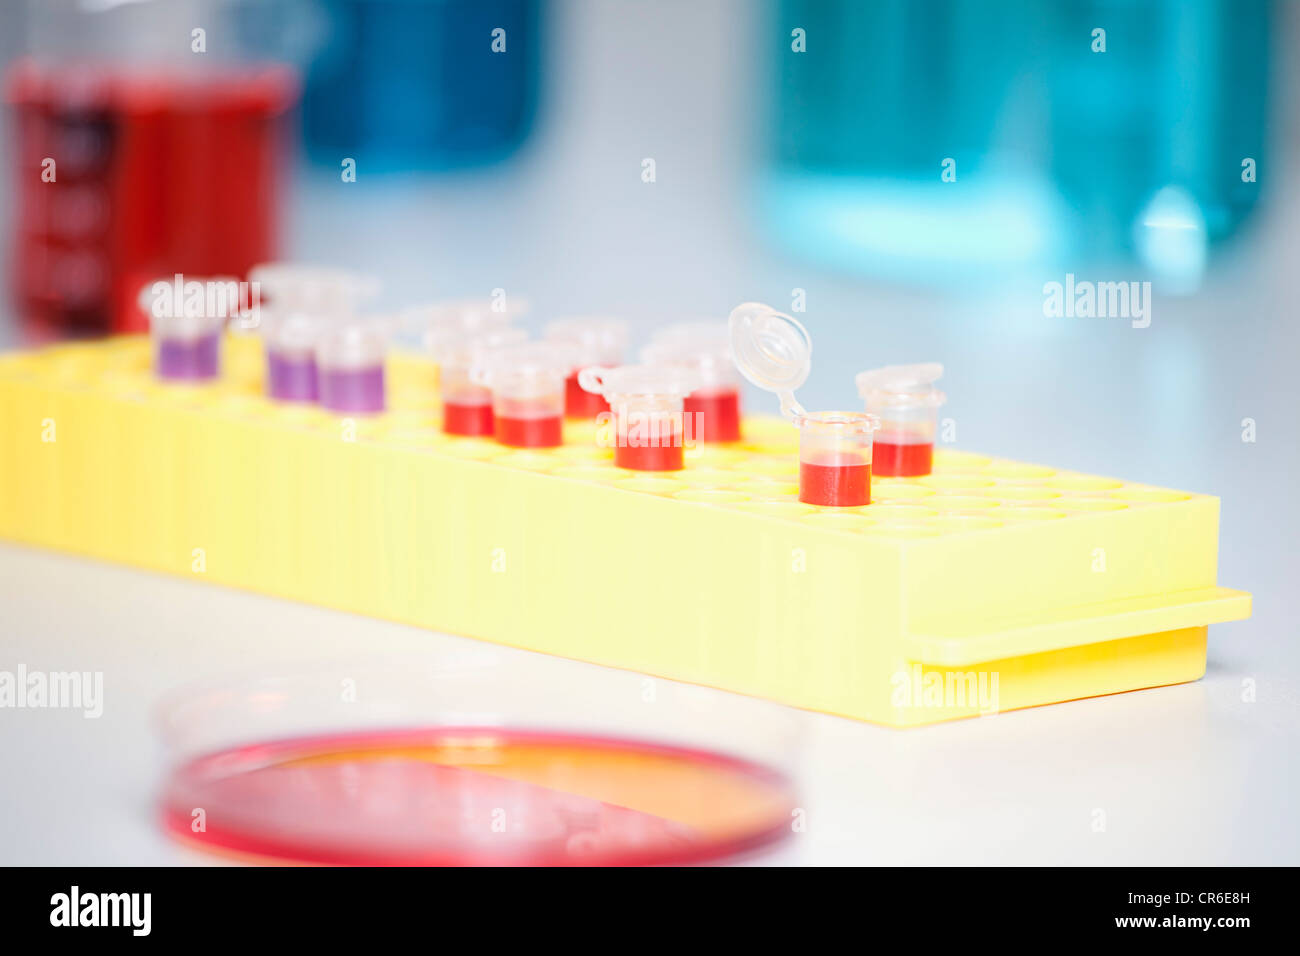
[472,342,575,449]
[5,56,297,338]
[641,324,742,443]
[577,364,698,472]
[430,328,527,437]
[544,317,630,419]
[855,364,946,478]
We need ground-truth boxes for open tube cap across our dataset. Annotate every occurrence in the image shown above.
[727,302,811,418]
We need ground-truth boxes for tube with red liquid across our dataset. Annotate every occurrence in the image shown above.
[727,302,880,507]
[143,275,233,383]
[641,324,742,443]
[407,298,524,423]
[855,364,946,478]
[544,317,630,419]
[796,412,877,506]
[471,342,575,449]
[577,364,698,472]
[430,328,527,436]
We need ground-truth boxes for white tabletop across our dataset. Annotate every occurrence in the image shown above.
[0,539,1287,866]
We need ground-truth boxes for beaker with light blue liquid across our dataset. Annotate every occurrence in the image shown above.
[764,0,1272,290]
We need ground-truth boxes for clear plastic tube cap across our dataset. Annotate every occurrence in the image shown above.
[855,363,946,406]
[544,317,630,362]
[262,311,329,356]
[249,263,380,315]
[316,321,389,370]
[727,302,812,395]
[140,275,239,340]
[577,364,699,399]
[470,341,575,388]
[407,297,530,341]
[427,327,527,367]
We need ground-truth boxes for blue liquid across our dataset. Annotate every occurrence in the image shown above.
[766,0,1271,287]
[302,0,541,172]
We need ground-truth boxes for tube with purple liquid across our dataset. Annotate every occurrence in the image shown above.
[142,278,229,383]
[263,313,323,402]
[317,324,388,415]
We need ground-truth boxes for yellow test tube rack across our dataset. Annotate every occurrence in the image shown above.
[0,335,1250,726]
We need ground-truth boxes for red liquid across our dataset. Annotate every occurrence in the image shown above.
[443,401,494,436]
[564,372,609,418]
[615,436,684,471]
[800,459,872,506]
[496,414,563,448]
[5,61,297,336]
[872,440,934,477]
[160,727,795,866]
[684,387,741,443]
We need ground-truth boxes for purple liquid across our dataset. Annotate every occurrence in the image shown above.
[319,364,385,414]
[155,333,220,381]
[266,350,318,402]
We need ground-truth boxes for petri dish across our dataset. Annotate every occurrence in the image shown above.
[156,654,799,866]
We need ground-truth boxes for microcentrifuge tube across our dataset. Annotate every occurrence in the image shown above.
[728,302,880,507]
[262,312,324,402]
[641,325,741,443]
[142,277,230,382]
[316,322,388,414]
[796,413,876,507]
[544,317,630,419]
[431,328,527,436]
[578,364,698,471]
[855,364,945,478]
[472,342,574,448]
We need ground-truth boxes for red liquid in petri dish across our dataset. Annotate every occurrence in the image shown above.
[564,372,609,418]
[684,387,741,443]
[872,437,934,477]
[615,435,684,471]
[443,401,495,436]
[160,727,796,866]
[496,414,563,448]
[799,456,871,507]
